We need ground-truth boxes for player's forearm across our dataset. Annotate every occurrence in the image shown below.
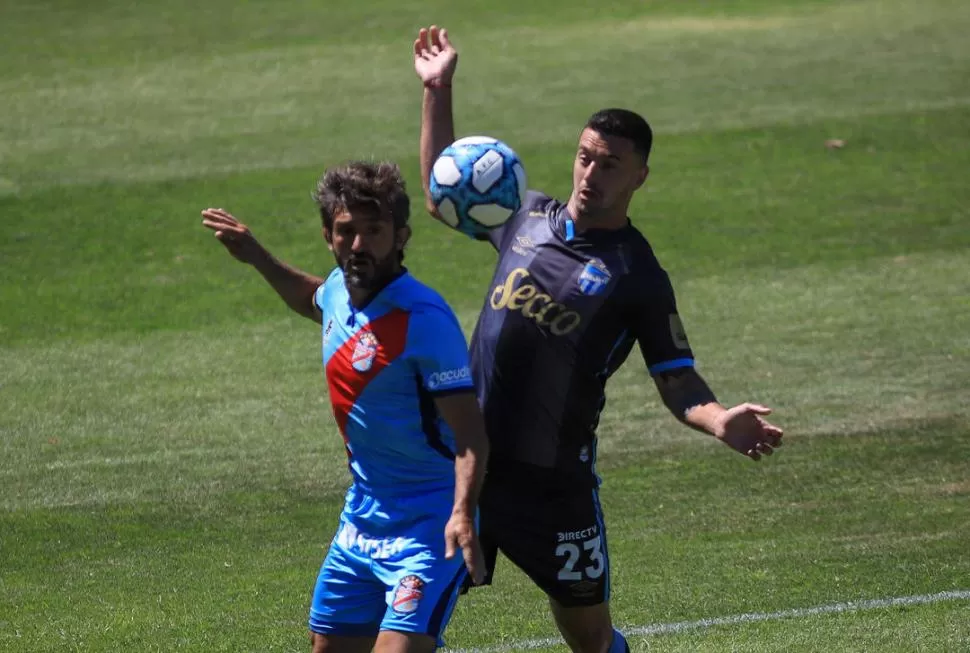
[452,424,489,517]
[683,401,729,437]
[420,86,456,213]
[655,367,724,436]
[453,444,487,517]
[250,249,323,323]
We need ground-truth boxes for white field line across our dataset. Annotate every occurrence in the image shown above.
[443,589,970,652]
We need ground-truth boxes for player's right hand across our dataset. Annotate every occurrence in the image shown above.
[414,25,458,87]
[201,208,264,265]
[444,512,486,585]
[713,402,784,461]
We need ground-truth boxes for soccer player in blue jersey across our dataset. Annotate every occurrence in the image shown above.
[201,160,489,653]
[414,26,784,653]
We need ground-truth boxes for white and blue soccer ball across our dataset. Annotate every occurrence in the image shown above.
[430,136,527,237]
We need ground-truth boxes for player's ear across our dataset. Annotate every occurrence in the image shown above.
[395,225,412,252]
[322,226,334,251]
[634,164,649,190]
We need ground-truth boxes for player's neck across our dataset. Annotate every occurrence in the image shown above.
[346,267,406,309]
[567,200,629,233]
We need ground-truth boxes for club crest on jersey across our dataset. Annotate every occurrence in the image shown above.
[578,259,611,296]
[351,331,379,372]
[392,575,425,614]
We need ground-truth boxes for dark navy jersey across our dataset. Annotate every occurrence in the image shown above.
[469,191,694,483]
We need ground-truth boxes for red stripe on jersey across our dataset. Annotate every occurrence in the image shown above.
[325,309,410,439]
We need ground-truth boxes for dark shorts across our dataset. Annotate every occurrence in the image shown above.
[465,467,610,607]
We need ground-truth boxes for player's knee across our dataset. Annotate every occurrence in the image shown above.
[308,631,328,653]
[552,606,614,653]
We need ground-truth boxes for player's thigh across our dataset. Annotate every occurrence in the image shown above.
[481,477,612,607]
[373,630,437,653]
[310,632,376,653]
[372,516,468,647]
[308,536,386,639]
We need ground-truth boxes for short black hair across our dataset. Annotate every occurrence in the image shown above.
[584,108,653,162]
[313,161,410,232]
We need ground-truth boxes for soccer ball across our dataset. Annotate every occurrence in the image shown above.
[430,136,527,237]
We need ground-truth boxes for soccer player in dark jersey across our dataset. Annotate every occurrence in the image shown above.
[414,26,784,653]
[202,161,489,653]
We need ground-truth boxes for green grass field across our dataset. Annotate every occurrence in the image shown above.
[2,0,969,650]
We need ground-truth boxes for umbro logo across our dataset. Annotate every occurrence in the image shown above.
[512,234,536,256]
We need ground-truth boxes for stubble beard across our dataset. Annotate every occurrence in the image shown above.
[341,252,398,291]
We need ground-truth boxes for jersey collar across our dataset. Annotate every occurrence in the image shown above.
[345,267,409,325]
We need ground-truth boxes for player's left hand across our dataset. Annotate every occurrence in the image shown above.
[713,403,784,461]
[444,512,485,585]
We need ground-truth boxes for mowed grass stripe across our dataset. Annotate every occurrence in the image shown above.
[1,0,968,649]
[0,0,853,78]
[1,0,967,190]
[2,105,968,346]
[445,590,970,652]
[3,248,967,510]
[3,419,967,651]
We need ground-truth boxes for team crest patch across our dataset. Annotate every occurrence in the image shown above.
[392,575,425,614]
[578,259,611,296]
[351,331,379,372]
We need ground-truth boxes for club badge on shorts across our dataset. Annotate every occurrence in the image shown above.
[351,331,379,372]
[392,574,425,614]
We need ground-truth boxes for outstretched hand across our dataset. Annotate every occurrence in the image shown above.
[201,208,265,265]
[414,25,458,86]
[714,403,784,461]
[444,512,485,585]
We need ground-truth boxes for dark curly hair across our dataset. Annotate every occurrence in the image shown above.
[313,161,410,232]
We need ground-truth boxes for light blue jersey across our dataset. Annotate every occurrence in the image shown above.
[309,268,474,645]
[317,267,474,497]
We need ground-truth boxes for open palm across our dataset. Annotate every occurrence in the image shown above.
[414,25,458,85]
[715,403,784,461]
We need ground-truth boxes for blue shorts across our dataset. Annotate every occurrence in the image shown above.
[308,485,468,647]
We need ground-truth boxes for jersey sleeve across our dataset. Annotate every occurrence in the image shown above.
[313,283,326,314]
[313,268,342,318]
[631,270,696,376]
[479,190,550,251]
[408,302,474,394]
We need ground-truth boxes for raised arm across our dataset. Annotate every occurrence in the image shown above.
[414,25,458,218]
[201,208,323,323]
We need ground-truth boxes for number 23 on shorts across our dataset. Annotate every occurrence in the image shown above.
[556,534,605,581]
